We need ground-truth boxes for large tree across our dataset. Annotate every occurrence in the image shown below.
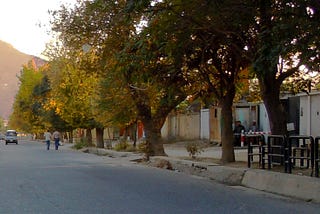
[9,61,45,134]
[253,0,320,135]
[45,53,101,146]
[126,0,255,162]
[49,0,190,156]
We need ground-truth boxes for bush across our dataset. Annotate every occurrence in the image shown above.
[114,140,130,151]
[185,142,203,159]
[72,139,88,150]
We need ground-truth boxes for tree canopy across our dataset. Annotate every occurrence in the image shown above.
[8,0,319,163]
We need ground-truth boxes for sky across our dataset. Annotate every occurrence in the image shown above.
[0,0,77,58]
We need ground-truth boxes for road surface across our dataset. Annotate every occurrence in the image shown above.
[0,140,319,213]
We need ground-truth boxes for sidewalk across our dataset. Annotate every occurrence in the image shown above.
[65,142,320,203]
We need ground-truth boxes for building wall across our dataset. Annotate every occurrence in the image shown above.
[161,112,200,140]
[311,95,320,136]
[299,93,320,137]
[152,92,320,142]
[299,96,308,135]
[209,107,221,143]
[258,103,271,133]
[235,107,250,130]
[161,104,271,141]
[200,109,210,140]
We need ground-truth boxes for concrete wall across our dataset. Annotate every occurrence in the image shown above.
[299,96,309,135]
[161,112,200,140]
[209,107,221,144]
[233,103,270,133]
[311,94,320,136]
[162,104,271,142]
[299,92,320,137]
[258,103,271,133]
[200,109,210,140]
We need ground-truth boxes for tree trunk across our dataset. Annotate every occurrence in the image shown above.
[220,89,236,163]
[86,128,93,146]
[259,77,287,135]
[142,118,166,158]
[69,131,73,144]
[255,0,287,136]
[134,96,167,158]
[96,127,104,148]
[133,120,137,148]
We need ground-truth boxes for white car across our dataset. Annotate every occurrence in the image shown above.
[5,130,18,145]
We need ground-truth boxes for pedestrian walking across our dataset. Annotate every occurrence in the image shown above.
[44,130,52,150]
[52,130,61,150]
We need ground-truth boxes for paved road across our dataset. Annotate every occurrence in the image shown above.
[0,140,319,214]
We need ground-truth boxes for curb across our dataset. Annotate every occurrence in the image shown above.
[242,169,320,203]
[150,157,320,203]
[72,145,320,203]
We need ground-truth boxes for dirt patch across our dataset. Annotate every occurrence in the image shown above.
[164,140,215,148]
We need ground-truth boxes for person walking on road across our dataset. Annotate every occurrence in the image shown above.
[44,130,52,150]
[52,130,61,150]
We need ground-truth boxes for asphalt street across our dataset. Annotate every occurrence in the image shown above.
[0,140,319,214]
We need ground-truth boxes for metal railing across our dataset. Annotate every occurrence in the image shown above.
[315,137,320,177]
[246,134,265,168]
[245,134,319,178]
[266,135,287,172]
[287,135,314,176]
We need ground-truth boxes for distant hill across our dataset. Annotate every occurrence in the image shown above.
[0,40,33,119]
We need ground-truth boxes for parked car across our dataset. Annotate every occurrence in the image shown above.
[5,130,18,145]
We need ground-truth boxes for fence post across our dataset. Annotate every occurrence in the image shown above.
[287,135,314,176]
[266,135,287,172]
[315,137,319,178]
[247,134,265,168]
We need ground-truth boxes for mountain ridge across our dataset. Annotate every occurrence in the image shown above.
[0,40,33,119]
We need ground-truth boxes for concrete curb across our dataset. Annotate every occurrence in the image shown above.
[150,157,320,203]
[242,169,320,203]
[71,145,320,203]
[207,165,246,186]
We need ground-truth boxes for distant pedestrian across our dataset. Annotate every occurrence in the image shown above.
[52,130,61,150]
[44,130,52,150]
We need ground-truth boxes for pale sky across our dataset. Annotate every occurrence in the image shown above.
[0,0,77,58]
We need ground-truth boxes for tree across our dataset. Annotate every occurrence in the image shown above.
[48,0,129,147]
[45,54,101,146]
[115,34,189,157]
[33,73,74,138]
[48,0,190,156]
[126,0,255,162]
[253,0,320,135]
[9,61,44,134]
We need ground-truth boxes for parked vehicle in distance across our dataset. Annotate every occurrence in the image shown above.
[5,130,18,145]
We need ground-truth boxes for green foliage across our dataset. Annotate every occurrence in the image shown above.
[41,0,319,159]
[9,61,45,133]
[113,139,131,151]
[72,138,89,150]
[252,0,320,134]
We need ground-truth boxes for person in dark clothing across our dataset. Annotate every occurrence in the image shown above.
[233,121,245,146]
[52,130,61,150]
